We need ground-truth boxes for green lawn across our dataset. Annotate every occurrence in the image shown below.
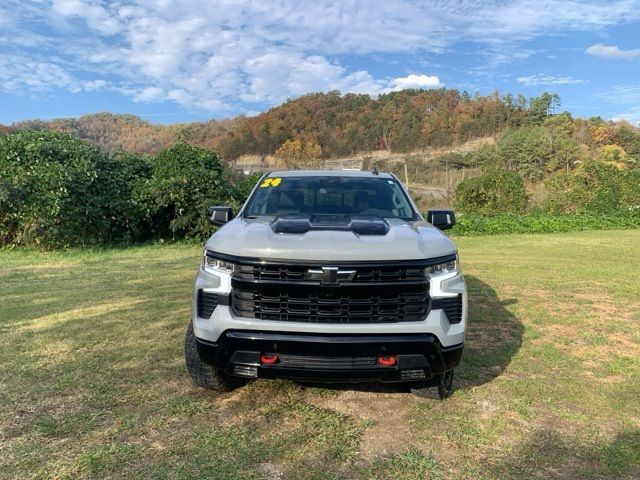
[1,230,639,479]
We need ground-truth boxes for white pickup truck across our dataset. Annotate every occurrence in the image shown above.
[185,170,466,398]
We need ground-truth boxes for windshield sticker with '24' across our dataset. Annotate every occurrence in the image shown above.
[260,178,282,188]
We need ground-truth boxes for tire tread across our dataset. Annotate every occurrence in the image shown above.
[184,321,242,391]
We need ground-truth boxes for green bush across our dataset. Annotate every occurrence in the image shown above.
[543,161,640,214]
[0,132,258,247]
[449,212,640,236]
[145,142,231,239]
[0,131,107,247]
[454,168,527,215]
[94,151,154,244]
[230,171,264,208]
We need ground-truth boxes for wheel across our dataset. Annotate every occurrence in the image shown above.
[184,321,245,392]
[410,369,455,400]
[437,369,455,399]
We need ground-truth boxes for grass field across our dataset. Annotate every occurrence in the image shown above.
[1,230,639,479]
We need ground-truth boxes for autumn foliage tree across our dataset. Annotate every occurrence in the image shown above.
[274,139,323,169]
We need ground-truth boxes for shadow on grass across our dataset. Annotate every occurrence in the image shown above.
[456,275,523,388]
[298,275,524,394]
[490,428,640,479]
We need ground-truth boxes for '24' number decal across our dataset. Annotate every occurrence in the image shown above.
[260,177,282,188]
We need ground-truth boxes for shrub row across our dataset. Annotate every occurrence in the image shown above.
[0,131,259,248]
[449,211,640,236]
[3,130,639,248]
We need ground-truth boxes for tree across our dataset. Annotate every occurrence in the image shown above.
[498,126,552,181]
[589,123,615,146]
[472,143,500,168]
[525,92,557,125]
[599,144,628,168]
[615,124,640,161]
[9,89,572,160]
[274,139,323,169]
[545,114,580,172]
[147,142,230,239]
[230,171,264,206]
[548,135,580,173]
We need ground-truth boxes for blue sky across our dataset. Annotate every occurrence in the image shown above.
[1,0,640,125]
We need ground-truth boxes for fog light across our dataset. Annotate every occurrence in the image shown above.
[233,365,258,378]
[260,353,279,365]
[401,369,426,380]
[377,355,397,366]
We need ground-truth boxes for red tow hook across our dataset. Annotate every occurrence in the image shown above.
[377,355,397,367]
[260,353,279,365]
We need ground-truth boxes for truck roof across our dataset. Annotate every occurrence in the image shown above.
[266,169,395,179]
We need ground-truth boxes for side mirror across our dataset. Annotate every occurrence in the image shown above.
[427,209,456,230]
[207,206,234,226]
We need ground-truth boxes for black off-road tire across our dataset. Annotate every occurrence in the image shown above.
[437,369,455,399]
[184,321,245,392]
[410,369,455,400]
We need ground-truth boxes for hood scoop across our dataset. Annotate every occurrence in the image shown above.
[270,214,390,236]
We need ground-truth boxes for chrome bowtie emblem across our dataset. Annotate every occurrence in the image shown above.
[304,267,356,285]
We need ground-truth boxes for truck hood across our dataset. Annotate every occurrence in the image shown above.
[205,216,456,261]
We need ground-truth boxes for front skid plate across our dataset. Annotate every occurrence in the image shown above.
[195,330,463,383]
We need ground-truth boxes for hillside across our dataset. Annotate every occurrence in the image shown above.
[7,89,568,160]
[5,88,639,216]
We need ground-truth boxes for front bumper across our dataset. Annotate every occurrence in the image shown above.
[196,330,464,383]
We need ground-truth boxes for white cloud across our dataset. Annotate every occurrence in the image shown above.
[596,85,640,125]
[0,5,14,28]
[0,53,107,95]
[391,74,443,91]
[586,43,640,59]
[83,79,107,91]
[0,54,76,93]
[611,110,640,126]
[517,73,585,86]
[52,0,121,35]
[5,0,640,114]
[597,84,640,104]
[133,86,165,102]
[239,52,392,104]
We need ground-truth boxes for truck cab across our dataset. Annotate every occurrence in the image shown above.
[185,170,466,398]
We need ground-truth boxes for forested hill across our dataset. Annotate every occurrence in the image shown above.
[0,89,580,159]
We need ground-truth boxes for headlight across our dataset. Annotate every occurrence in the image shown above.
[202,251,236,275]
[425,258,457,277]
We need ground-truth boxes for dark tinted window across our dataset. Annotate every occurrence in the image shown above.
[244,176,417,220]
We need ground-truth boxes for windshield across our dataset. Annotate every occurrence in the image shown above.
[243,176,418,220]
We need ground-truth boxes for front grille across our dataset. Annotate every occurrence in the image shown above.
[197,290,219,319]
[235,264,427,283]
[231,259,432,323]
[432,295,462,324]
